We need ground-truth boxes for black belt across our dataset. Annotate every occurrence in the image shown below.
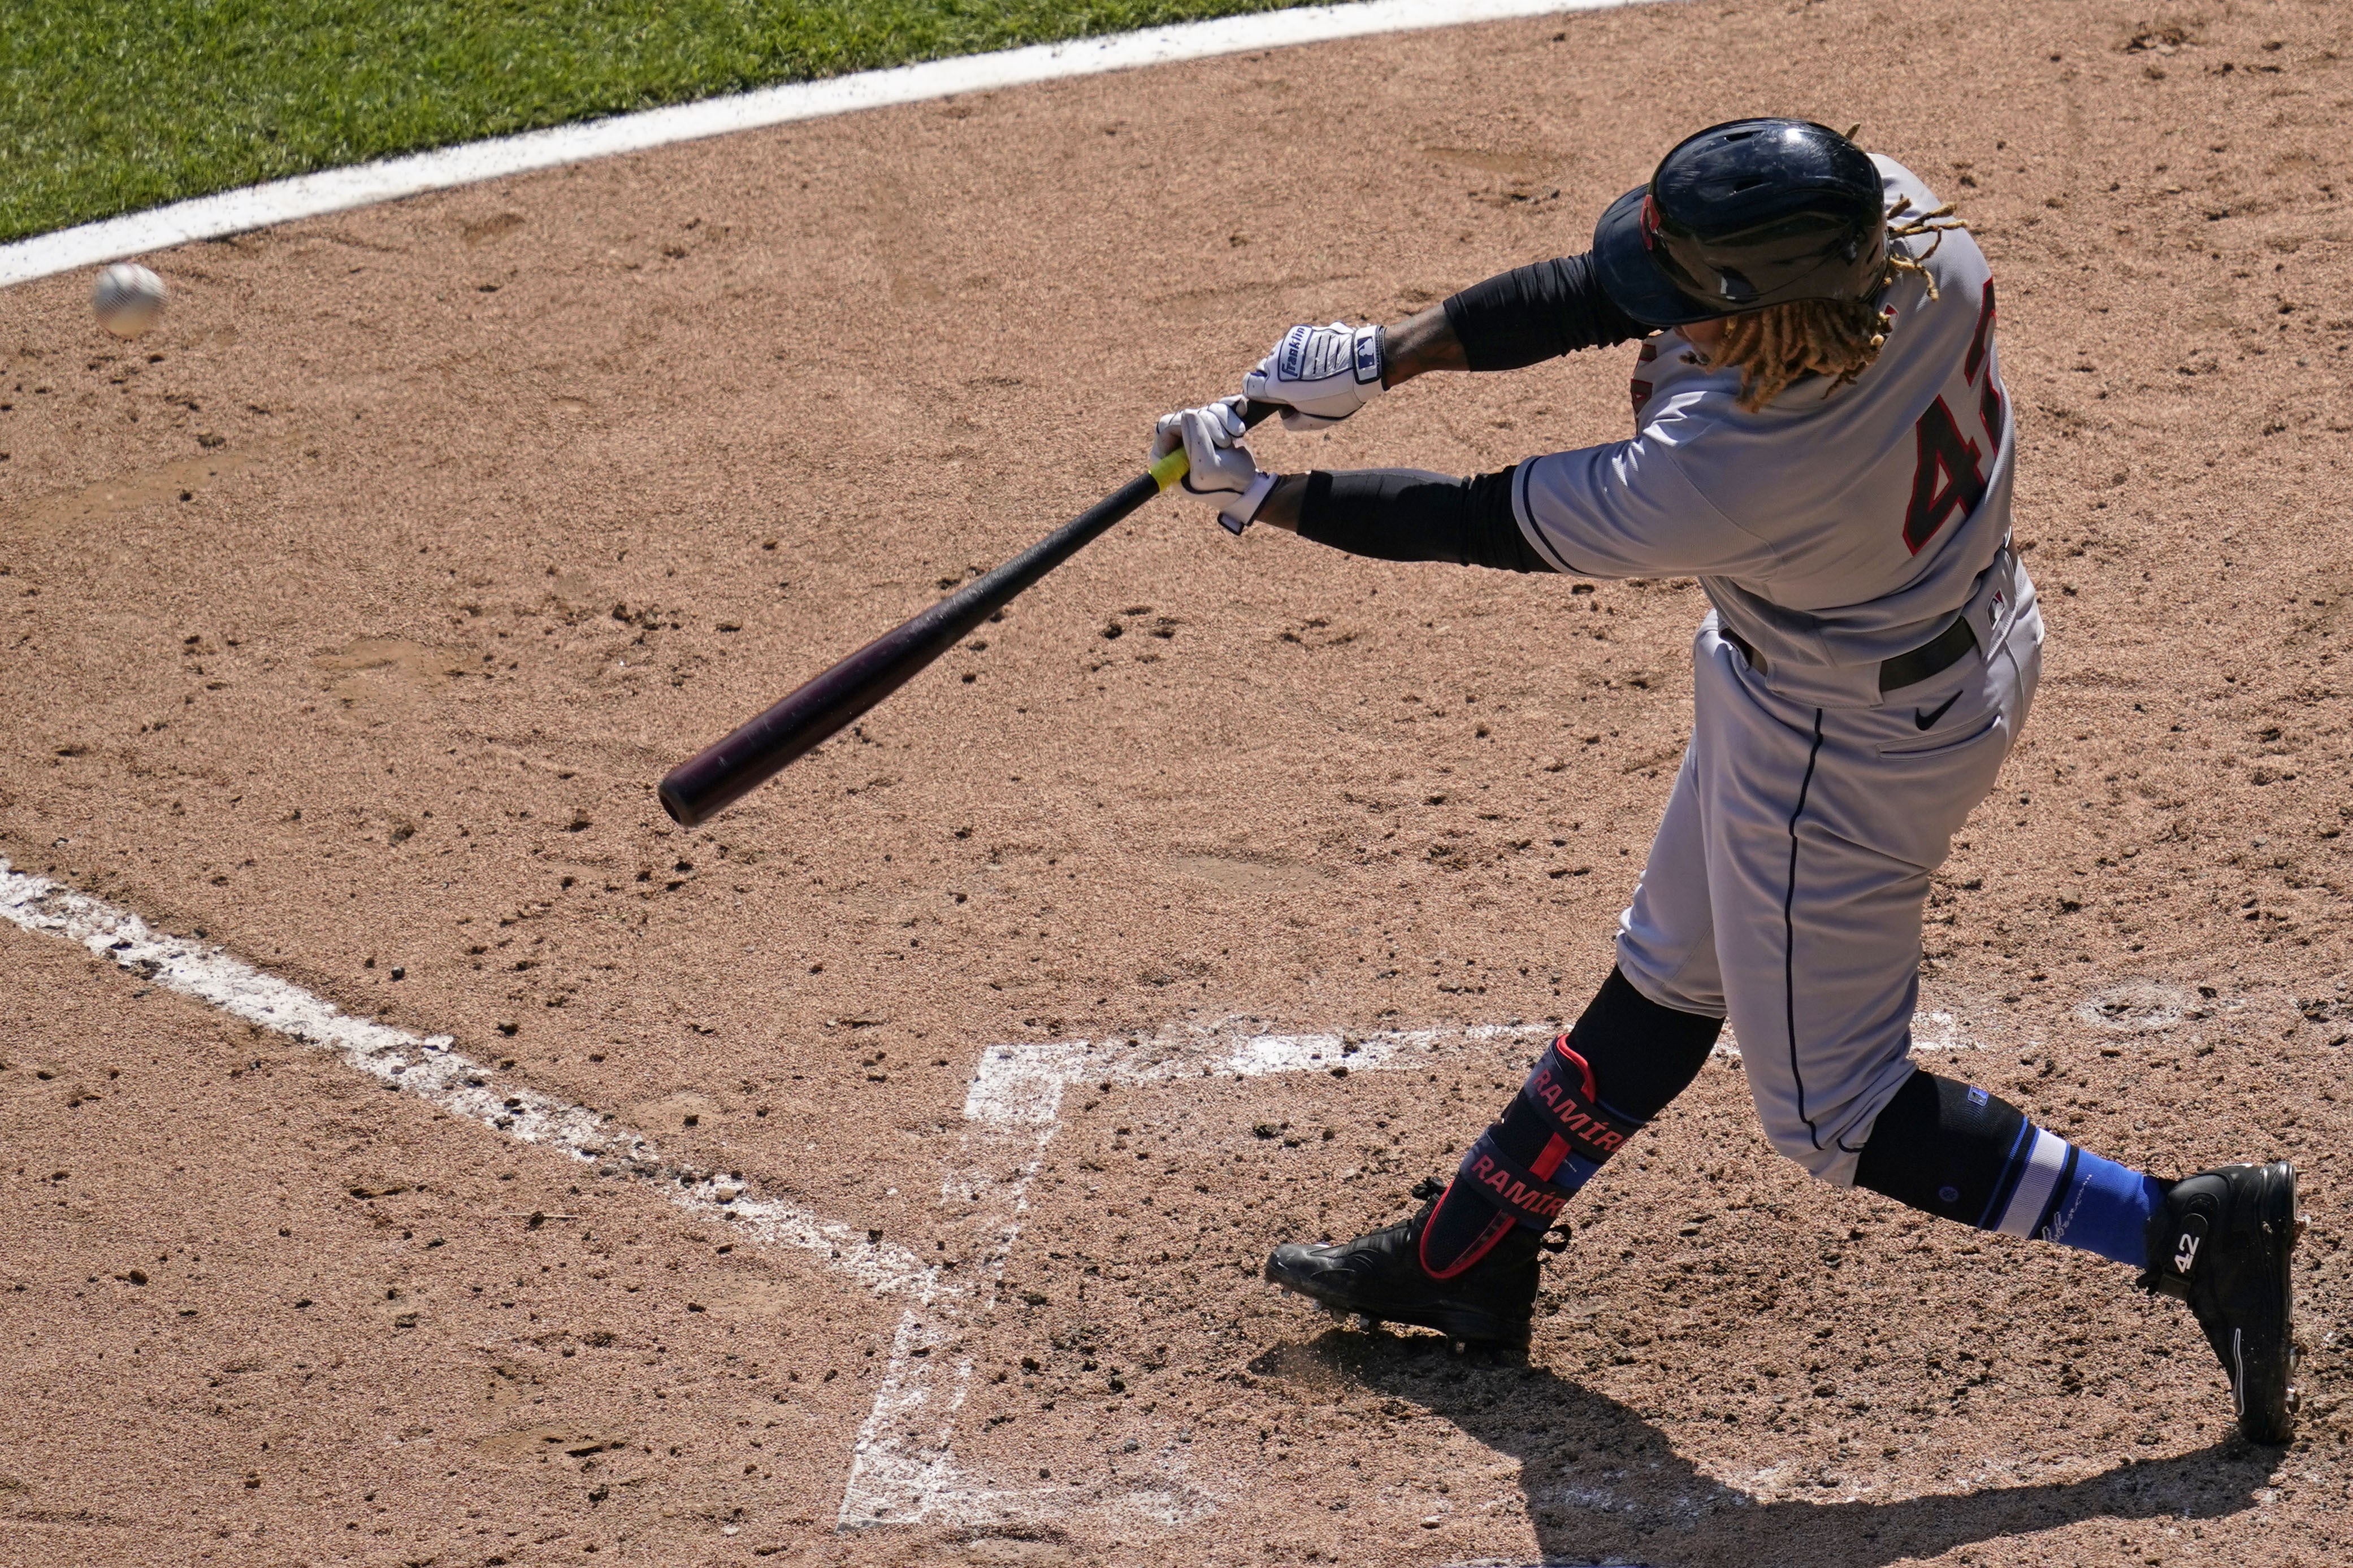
[1721,614,1978,693]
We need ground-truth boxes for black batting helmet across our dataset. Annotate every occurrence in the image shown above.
[1593,119,1888,327]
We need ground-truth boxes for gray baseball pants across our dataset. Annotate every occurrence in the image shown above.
[1615,575,2044,1185]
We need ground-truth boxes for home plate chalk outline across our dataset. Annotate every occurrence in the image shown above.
[0,859,1980,1531]
[839,1019,1562,1527]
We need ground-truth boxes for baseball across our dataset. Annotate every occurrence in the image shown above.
[92,262,167,338]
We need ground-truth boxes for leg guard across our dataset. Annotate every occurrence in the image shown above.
[1419,967,1721,1278]
[1420,1038,1640,1279]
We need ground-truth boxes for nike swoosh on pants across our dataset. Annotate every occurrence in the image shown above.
[1914,692,1961,730]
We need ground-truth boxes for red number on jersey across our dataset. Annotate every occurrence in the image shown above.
[1902,398,1985,554]
[1901,280,2001,553]
[1979,376,2006,451]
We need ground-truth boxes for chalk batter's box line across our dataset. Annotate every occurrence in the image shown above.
[0,862,933,1291]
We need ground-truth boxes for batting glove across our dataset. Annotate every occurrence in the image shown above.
[1152,398,1276,535]
[1243,321,1385,431]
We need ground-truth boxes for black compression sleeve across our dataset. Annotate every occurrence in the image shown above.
[1294,467,1554,574]
[1441,252,1648,372]
[1563,966,1725,1118]
[1854,1070,2033,1228]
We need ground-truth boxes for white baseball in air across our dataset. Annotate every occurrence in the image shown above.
[92,262,168,338]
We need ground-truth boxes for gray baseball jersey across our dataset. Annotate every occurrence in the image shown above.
[1509,158,2043,1182]
[1513,157,2019,708]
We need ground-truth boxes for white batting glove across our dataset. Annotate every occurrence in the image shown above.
[1151,398,1276,535]
[1243,321,1386,431]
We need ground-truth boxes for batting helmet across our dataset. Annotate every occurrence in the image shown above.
[1592,119,1888,327]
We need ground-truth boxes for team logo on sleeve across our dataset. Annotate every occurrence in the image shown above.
[1630,341,1658,420]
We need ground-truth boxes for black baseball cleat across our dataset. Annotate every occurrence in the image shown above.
[1264,1204,1542,1349]
[2139,1161,2303,1444]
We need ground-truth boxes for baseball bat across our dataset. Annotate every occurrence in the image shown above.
[657,400,1280,827]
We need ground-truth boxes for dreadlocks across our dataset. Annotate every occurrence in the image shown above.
[1710,194,1970,411]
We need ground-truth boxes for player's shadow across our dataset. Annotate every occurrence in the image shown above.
[1254,1332,2276,1567]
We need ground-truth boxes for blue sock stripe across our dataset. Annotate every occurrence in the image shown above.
[2029,1143,2163,1270]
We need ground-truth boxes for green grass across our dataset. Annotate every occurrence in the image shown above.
[0,1,1315,242]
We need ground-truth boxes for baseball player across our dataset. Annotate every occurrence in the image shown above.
[1151,120,2300,1443]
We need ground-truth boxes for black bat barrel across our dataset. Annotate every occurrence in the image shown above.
[658,470,1162,826]
[657,401,1277,828]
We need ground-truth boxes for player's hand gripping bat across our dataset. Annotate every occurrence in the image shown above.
[656,400,1279,827]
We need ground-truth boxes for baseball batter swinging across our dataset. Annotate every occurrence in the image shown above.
[1151,120,2301,1444]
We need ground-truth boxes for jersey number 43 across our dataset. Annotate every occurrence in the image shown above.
[1903,281,2005,554]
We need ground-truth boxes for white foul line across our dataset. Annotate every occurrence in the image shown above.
[0,0,1664,289]
[0,859,930,1298]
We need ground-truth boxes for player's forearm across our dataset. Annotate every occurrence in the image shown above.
[1378,306,1468,388]
[1253,474,1310,532]
[1254,467,1554,574]
[1363,254,1652,396]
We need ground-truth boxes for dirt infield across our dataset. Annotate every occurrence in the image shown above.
[5,0,2352,1562]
